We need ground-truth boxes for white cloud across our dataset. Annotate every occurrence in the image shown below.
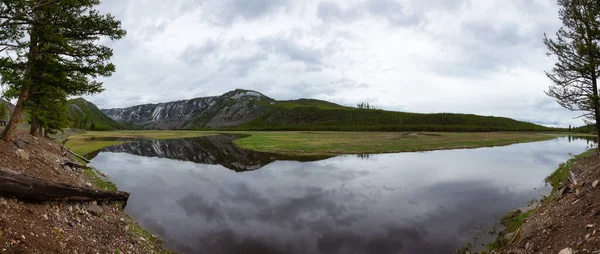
[88,0,580,127]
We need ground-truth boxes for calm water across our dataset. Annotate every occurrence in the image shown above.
[90,136,592,254]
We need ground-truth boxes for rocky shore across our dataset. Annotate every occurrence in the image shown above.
[0,131,169,253]
[486,150,600,253]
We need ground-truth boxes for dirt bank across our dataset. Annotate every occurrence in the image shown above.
[0,131,169,253]
[488,150,600,253]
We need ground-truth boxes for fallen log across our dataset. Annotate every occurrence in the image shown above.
[61,145,91,163]
[0,167,129,203]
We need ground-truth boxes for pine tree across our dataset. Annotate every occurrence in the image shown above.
[544,0,600,144]
[0,0,125,141]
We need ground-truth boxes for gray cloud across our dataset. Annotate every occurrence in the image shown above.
[317,0,420,26]
[199,0,293,26]
[317,2,360,23]
[222,52,268,77]
[180,39,219,65]
[259,37,325,65]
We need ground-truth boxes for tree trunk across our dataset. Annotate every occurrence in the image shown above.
[30,116,39,136]
[0,23,39,141]
[0,167,129,203]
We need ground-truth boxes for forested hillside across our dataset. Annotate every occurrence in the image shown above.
[226,100,554,132]
[67,98,122,131]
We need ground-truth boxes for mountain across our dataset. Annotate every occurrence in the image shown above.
[102,89,273,129]
[100,89,553,132]
[67,98,122,131]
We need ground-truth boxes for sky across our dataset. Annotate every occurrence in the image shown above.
[88,0,582,127]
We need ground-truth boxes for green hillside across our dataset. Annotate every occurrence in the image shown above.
[67,98,122,131]
[226,100,554,132]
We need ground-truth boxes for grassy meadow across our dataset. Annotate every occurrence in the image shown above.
[64,130,567,157]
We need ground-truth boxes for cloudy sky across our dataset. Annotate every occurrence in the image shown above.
[90,0,579,127]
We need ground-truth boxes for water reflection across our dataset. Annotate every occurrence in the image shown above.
[90,137,590,254]
[99,135,330,171]
[566,135,597,148]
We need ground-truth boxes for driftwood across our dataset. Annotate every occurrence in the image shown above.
[63,160,88,169]
[61,145,91,163]
[569,170,578,186]
[0,167,129,203]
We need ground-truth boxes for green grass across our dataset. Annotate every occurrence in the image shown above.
[82,167,117,191]
[501,211,530,233]
[546,148,596,190]
[482,210,531,252]
[127,218,174,254]
[232,131,557,155]
[65,130,559,157]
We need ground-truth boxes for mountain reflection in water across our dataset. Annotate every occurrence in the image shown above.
[99,135,331,171]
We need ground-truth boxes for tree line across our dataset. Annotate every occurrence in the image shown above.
[0,0,124,141]
[230,106,555,132]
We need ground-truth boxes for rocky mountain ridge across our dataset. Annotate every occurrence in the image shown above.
[102,89,272,129]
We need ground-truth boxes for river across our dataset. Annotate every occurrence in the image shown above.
[89,135,593,254]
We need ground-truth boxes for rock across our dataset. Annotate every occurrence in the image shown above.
[124,225,129,231]
[525,242,531,250]
[15,149,29,160]
[59,242,66,249]
[85,182,92,187]
[87,204,103,216]
[587,224,595,229]
[13,140,25,149]
[0,198,7,206]
[558,247,573,254]
[42,214,48,220]
[505,232,515,241]
[594,180,599,188]
[64,166,72,171]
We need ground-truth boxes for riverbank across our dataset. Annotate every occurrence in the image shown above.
[65,131,566,157]
[0,130,170,253]
[483,149,600,253]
